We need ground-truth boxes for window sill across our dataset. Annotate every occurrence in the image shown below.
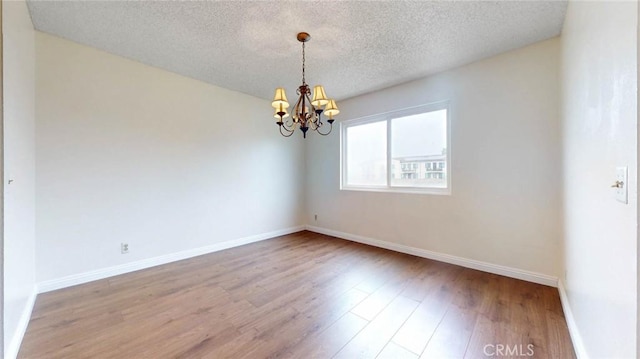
[340,186,451,196]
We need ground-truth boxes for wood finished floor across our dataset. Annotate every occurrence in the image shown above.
[19,231,575,358]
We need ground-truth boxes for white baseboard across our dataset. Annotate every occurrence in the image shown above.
[38,226,305,293]
[558,280,588,359]
[305,225,558,287]
[5,285,37,359]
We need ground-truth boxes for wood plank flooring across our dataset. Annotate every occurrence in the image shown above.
[18,231,575,358]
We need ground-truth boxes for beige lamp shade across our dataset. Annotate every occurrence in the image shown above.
[324,99,340,118]
[311,85,329,107]
[272,88,289,109]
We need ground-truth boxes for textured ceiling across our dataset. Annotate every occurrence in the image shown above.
[27,0,567,101]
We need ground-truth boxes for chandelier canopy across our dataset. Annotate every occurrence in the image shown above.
[272,32,339,138]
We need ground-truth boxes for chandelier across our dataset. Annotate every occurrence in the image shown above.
[272,32,339,138]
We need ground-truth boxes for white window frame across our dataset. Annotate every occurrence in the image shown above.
[340,101,451,195]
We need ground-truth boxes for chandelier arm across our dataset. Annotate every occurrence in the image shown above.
[309,114,319,130]
[282,114,295,128]
[315,121,333,136]
[304,92,318,129]
[283,117,296,132]
[279,123,295,137]
[305,92,317,114]
[304,114,313,130]
[293,88,305,125]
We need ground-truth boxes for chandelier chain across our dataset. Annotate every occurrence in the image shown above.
[302,41,306,85]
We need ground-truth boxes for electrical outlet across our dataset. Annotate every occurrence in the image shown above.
[314,214,318,221]
[121,243,129,254]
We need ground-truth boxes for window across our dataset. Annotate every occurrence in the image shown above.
[341,102,450,194]
[344,120,387,186]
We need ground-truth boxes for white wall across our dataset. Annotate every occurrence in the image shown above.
[306,38,561,279]
[35,33,305,283]
[561,1,638,358]
[3,0,36,356]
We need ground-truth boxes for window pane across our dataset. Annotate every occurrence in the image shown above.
[346,121,387,186]
[390,109,447,188]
